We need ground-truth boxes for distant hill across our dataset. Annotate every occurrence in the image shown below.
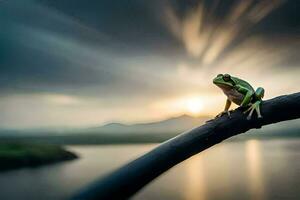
[0,115,210,144]
[86,115,209,134]
[0,116,299,145]
[0,114,209,136]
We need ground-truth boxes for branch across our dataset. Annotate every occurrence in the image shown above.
[72,92,300,200]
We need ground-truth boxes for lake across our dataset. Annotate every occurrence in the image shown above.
[0,139,299,200]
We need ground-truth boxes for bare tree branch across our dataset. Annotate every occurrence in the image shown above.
[72,92,300,200]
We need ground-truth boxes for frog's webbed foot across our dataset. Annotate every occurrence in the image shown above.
[216,110,231,118]
[243,101,262,120]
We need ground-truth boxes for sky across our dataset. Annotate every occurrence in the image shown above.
[0,0,299,128]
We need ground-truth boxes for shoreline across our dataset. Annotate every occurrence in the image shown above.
[0,143,78,172]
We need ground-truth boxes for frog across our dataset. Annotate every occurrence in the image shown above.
[213,74,265,120]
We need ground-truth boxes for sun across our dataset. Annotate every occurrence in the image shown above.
[185,97,203,116]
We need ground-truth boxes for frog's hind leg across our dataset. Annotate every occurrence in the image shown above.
[254,87,264,119]
[244,87,265,120]
[255,87,265,100]
[244,101,262,120]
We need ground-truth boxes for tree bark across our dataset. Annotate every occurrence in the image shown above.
[72,92,300,200]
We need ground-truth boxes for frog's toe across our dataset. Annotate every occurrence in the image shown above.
[244,101,262,120]
[257,113,263,119]
[227,111,231,118]
[216,112,222,118]
[243,106,252,114]
[216,111,231,118]
[246,109,254,120]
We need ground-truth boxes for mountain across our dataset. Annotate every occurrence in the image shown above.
[0,115,210,144]
[86,115,209,134]
[1,116,299,145]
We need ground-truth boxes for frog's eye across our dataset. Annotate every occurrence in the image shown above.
[223,74,231,81]
[217,74,223,77]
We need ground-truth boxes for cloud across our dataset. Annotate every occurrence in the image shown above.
[0,0,186,98]
[0,0,299,128]
[163,0,298,65]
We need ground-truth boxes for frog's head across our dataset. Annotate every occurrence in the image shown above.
[213,74,236,89]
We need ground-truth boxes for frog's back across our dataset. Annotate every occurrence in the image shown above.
[233,77,255,92]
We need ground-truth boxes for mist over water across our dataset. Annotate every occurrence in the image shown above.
[0,139,299,200]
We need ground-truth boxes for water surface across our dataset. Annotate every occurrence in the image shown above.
[0,140,299,200]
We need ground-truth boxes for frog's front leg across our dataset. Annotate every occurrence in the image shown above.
[216,99,232,118]
[244,87,265,120]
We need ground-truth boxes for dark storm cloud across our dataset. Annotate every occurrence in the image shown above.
[0,0,299,97]
[39,0,179,49]
[250,0,299,34]
[0,0,182,96]
[165,0,299,66]
[0,26,132,95]
[169,0,299,34]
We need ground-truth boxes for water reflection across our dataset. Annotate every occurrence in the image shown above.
[0,140,299,200]
[246,140,265,200]
[184,156,206,200]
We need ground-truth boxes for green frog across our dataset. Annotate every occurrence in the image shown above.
[213,74,265,120]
